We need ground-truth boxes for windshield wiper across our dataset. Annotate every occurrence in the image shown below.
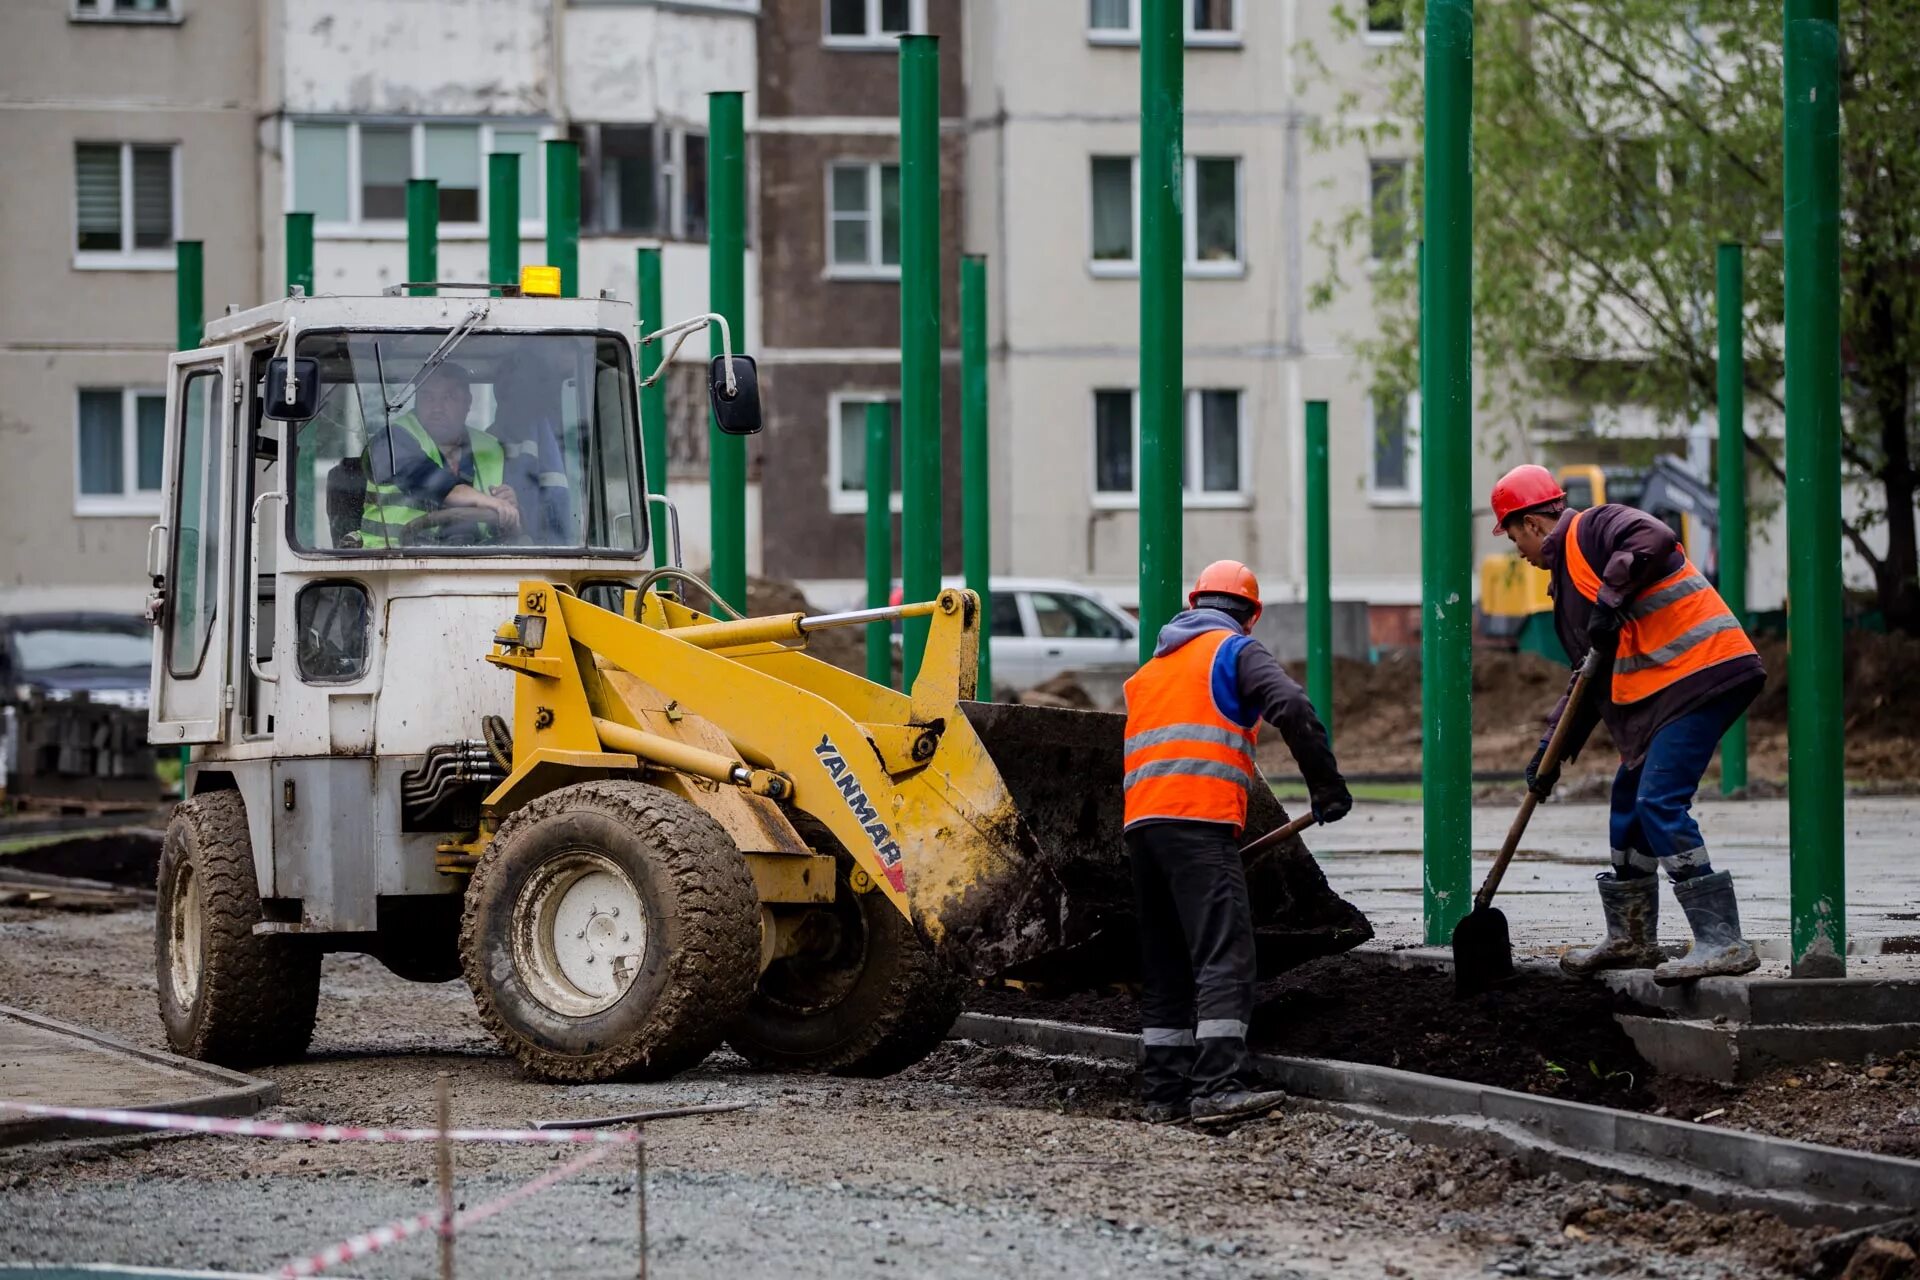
[383,305,489,415]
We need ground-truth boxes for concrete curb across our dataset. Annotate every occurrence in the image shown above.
[951,1011,1920,1228]
[0,1005,276,1147]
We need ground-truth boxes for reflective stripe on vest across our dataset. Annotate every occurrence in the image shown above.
[359,414,506,549]
[1121,629,1260,831]
[1562,509,1756,704]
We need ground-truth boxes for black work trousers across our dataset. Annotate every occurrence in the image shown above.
[1126,820,1262,1103]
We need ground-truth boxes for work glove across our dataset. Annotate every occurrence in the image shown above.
[1587,603,1624,658]
[1526,739,1561,799]
[1310,782,1353,826]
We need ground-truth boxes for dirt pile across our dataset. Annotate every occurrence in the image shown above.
[972,950,1651,1105]
[1650,1049,1920,1160]
[1272,632,1920,786]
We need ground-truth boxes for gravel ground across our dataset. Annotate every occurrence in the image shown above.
[0,905,1822,1279]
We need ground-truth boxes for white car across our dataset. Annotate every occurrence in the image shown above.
[945,577,1139,691]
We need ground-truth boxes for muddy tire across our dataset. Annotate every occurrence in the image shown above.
[460,780,760,1083]
[155,790,320,1065]
[726,864,966,1077]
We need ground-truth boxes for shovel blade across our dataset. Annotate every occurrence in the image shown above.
[1451,904,1514,997]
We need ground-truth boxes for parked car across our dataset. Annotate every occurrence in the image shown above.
[0,611,151,710]
[903,578,1138,691]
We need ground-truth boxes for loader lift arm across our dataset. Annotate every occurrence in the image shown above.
[484,582,1073,977]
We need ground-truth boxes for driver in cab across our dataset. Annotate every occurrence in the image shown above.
[357,362,522,548]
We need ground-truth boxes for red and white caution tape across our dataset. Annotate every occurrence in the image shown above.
[274,1142,626,1278]
[0,1100,640,1145]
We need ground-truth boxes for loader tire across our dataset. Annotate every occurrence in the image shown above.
[726,864,966,1077]
[461,780,760,1083]
[155,791,320,1066]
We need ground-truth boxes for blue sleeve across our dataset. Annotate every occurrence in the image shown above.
[365,427,458,504]
[1210,633,1257,729]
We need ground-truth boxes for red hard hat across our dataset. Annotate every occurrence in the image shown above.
[1189,560,1263,624]
[1489,464,1567,533]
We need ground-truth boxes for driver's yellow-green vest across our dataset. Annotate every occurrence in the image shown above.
[359,413,506,549]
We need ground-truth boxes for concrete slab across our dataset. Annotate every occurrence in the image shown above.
[1619,1014,1920,1083]
[1312,797,1920,978]
[0,1006,274,1146]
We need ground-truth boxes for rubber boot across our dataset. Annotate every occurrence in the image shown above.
[1560,872,1663,976]
[1188,1087,1287,1126]
[1652,870,1760,985]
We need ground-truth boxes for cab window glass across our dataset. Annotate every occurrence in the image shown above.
[1028,591,1126,641]
[295,581,371,682]
[288,331,641,556]
[167,369,223,677]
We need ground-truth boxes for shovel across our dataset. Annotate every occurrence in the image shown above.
[1239,810,1318,865]
[1451,650,1603,997]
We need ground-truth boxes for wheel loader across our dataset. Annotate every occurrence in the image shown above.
[144,269,1367,1083]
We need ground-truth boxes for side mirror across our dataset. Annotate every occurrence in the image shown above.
[708,354,762,436]
[263,356,321,421]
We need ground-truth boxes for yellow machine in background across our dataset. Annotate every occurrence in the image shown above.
[1479,459,1719,659]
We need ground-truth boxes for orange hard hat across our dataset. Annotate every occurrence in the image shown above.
[1189,560,1263,623]
[1489,464,1567,533]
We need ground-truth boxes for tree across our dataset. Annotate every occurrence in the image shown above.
[1305,0,1920,632]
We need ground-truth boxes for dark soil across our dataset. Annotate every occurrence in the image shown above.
[1650,1050,1920,1160]
[971,951,1654,1106]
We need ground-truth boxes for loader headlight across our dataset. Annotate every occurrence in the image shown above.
[514,614,548,650]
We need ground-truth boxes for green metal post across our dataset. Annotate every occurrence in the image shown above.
[1421,0,1474,944]
[1784,0,1845,977]
[407,179,437,297]
[866,400,894,689]
[285,213,313,297]
[176,240,203,349]
[488,152,520,287]
[1716,244,1749,797]
[962,254,992,696]
[174,239,202,790]
[1305,400,1333,738]
[545,139,580,297]
[899,36,942,690]
[638,248,671,567]
[707,91,747,614]
[1138,0,1184,663]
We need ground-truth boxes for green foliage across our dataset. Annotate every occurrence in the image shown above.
[1304,0,1920,626]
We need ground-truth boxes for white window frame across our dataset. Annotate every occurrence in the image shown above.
[1089,388,1252,510]
[74,386,167,516]
[1363,0,1408,45]
[1086,155,1244,277]
[70,0,183,24]
[822,0,927,49]
[283,118,553,241]
[824,160,901,280]
[72,141,180,271]
[1366,389,1422,506]
[827,390,905,515]
[1087,0,1244,48]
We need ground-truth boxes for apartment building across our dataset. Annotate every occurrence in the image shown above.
[753,0,966,588]
[0,0,263,613]
[0,0,758,615]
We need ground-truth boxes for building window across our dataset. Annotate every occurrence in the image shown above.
[682,134,709,240]
[1089,155,1242,275]
[1365,0,1405,38]
[285,119,549,234]
[827,161,901,277]
[571,123,707,240]
[1088,0,1242,45]
[76,388,166,514]
[71,0,178,21]
[830,393,904,514]
[824,0,924,47]
[1370,391,1419,500]
[1369,158,1408,262]
[74,142,175,266]
[1092,389,1248,506]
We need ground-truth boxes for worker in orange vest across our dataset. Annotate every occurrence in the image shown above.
[1491,464,1765,985]
[1122,560,1351,1124]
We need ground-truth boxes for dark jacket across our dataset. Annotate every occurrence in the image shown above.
[1147,609,1347,807]
[1541,505,1765,767]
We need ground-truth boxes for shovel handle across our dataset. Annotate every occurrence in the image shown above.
[1474,650,1603,911]
[1239,811,1317,862]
